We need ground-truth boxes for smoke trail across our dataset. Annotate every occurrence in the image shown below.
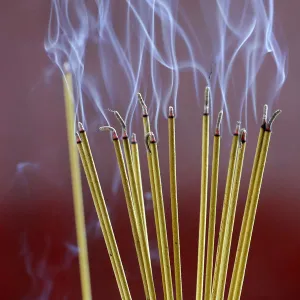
[45,0,287,133]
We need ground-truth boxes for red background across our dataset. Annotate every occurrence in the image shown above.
[0,1,299,299]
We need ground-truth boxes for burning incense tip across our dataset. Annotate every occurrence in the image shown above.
[108,109,126,130]
[78,122,85,132]
[204,86,210,114]
[137,93,148,115]
[63,62,71,73]
[144,132,153,153]
[267,109,282,131]
[131,133,137,144]
[234,121,241,135]
[99,126,118,139]
[76,132,82,144]
[240,129,247,145]
[150,132,156,143]
[169,106,175,118]
[262,104,268,126]
[215,110,223,135]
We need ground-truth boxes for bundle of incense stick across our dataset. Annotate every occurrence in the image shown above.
[62,67,281,300]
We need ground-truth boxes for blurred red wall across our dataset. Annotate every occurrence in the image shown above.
[0,1,299,299]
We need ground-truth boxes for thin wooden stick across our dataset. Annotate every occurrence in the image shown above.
[109,110,155,299]
[62,63,92,300]
[204,110,223,300]
[196,86,210,300]
[131,133,149,249]
[228,109,281,300]
[168,106,183,300]
[148,132,174,300]
[99,126,154,300]
[138,93,167,298]
[212,129,247,300]
[122,130,156,299]
[110,110,151,261]
[228,105,267,300]
[211,121,241,299]
[76,133,128,300]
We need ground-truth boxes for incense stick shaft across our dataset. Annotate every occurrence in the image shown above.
[169,115,183,300]
[131,142,149,252]
[213,140,246,300]
[229,130,271,300]
[62,73,92,300]
[79,132,131,300]
[150,141,174,300]
[123,137,156,299]
[143,116,167,298]
[211,134,239,298]
[113,138,150,299]
[77,141,127,299]
[196,114,210,300]
[228,128,264,300]
[204,134,221,300]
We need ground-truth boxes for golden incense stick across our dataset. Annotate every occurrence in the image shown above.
[122,130,156,299]
[62,63,92,300]
[196,86,210,300]
[228,109,281,300]
[138,93,167,298]
[78,124,131,300]
[148,132,174,300]
[211,121,241,299]
[168,106,183,300]
[212,129,247,300]
[99,126,154,300]
[110,110,155,299]
[204,110,223,300]
[131,133,149,248]
[228,105,268,300]
[110,110,150,261]
[76,133,129,300]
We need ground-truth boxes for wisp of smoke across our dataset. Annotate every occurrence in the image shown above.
[44,0,287,133]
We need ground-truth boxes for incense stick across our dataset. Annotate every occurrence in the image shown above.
[196,86,210,300]
[204,110,223,300]
[212,129,247,300]
[148,132,174,300]
[123,132,156,299]
[228,109,281,300]
[78,124,131,300]
[76,133,129,300]
[110,111,155,299]
[62,63,92,300]
[131,133,149,247]
[138,93,167,298]
[211,121,241,299]
[99,126,155,300]
[228,105,268,300]
[168,106,183,300]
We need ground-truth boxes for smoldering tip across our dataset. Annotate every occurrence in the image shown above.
[168,106,175,118]
[266,109,282,131]
[99,126,118,139]
[144,132,153,153]
[234,121,241,135]
[262,104,268,125]
[108,109,126,129]
[63,62,71,73]
[137,93,148,115]
[215,110,223,135]
[131,133,137,144]
[240,128,247,144]
[76,132,81,144]
[78,122,85,132]
[204,86,210,114]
